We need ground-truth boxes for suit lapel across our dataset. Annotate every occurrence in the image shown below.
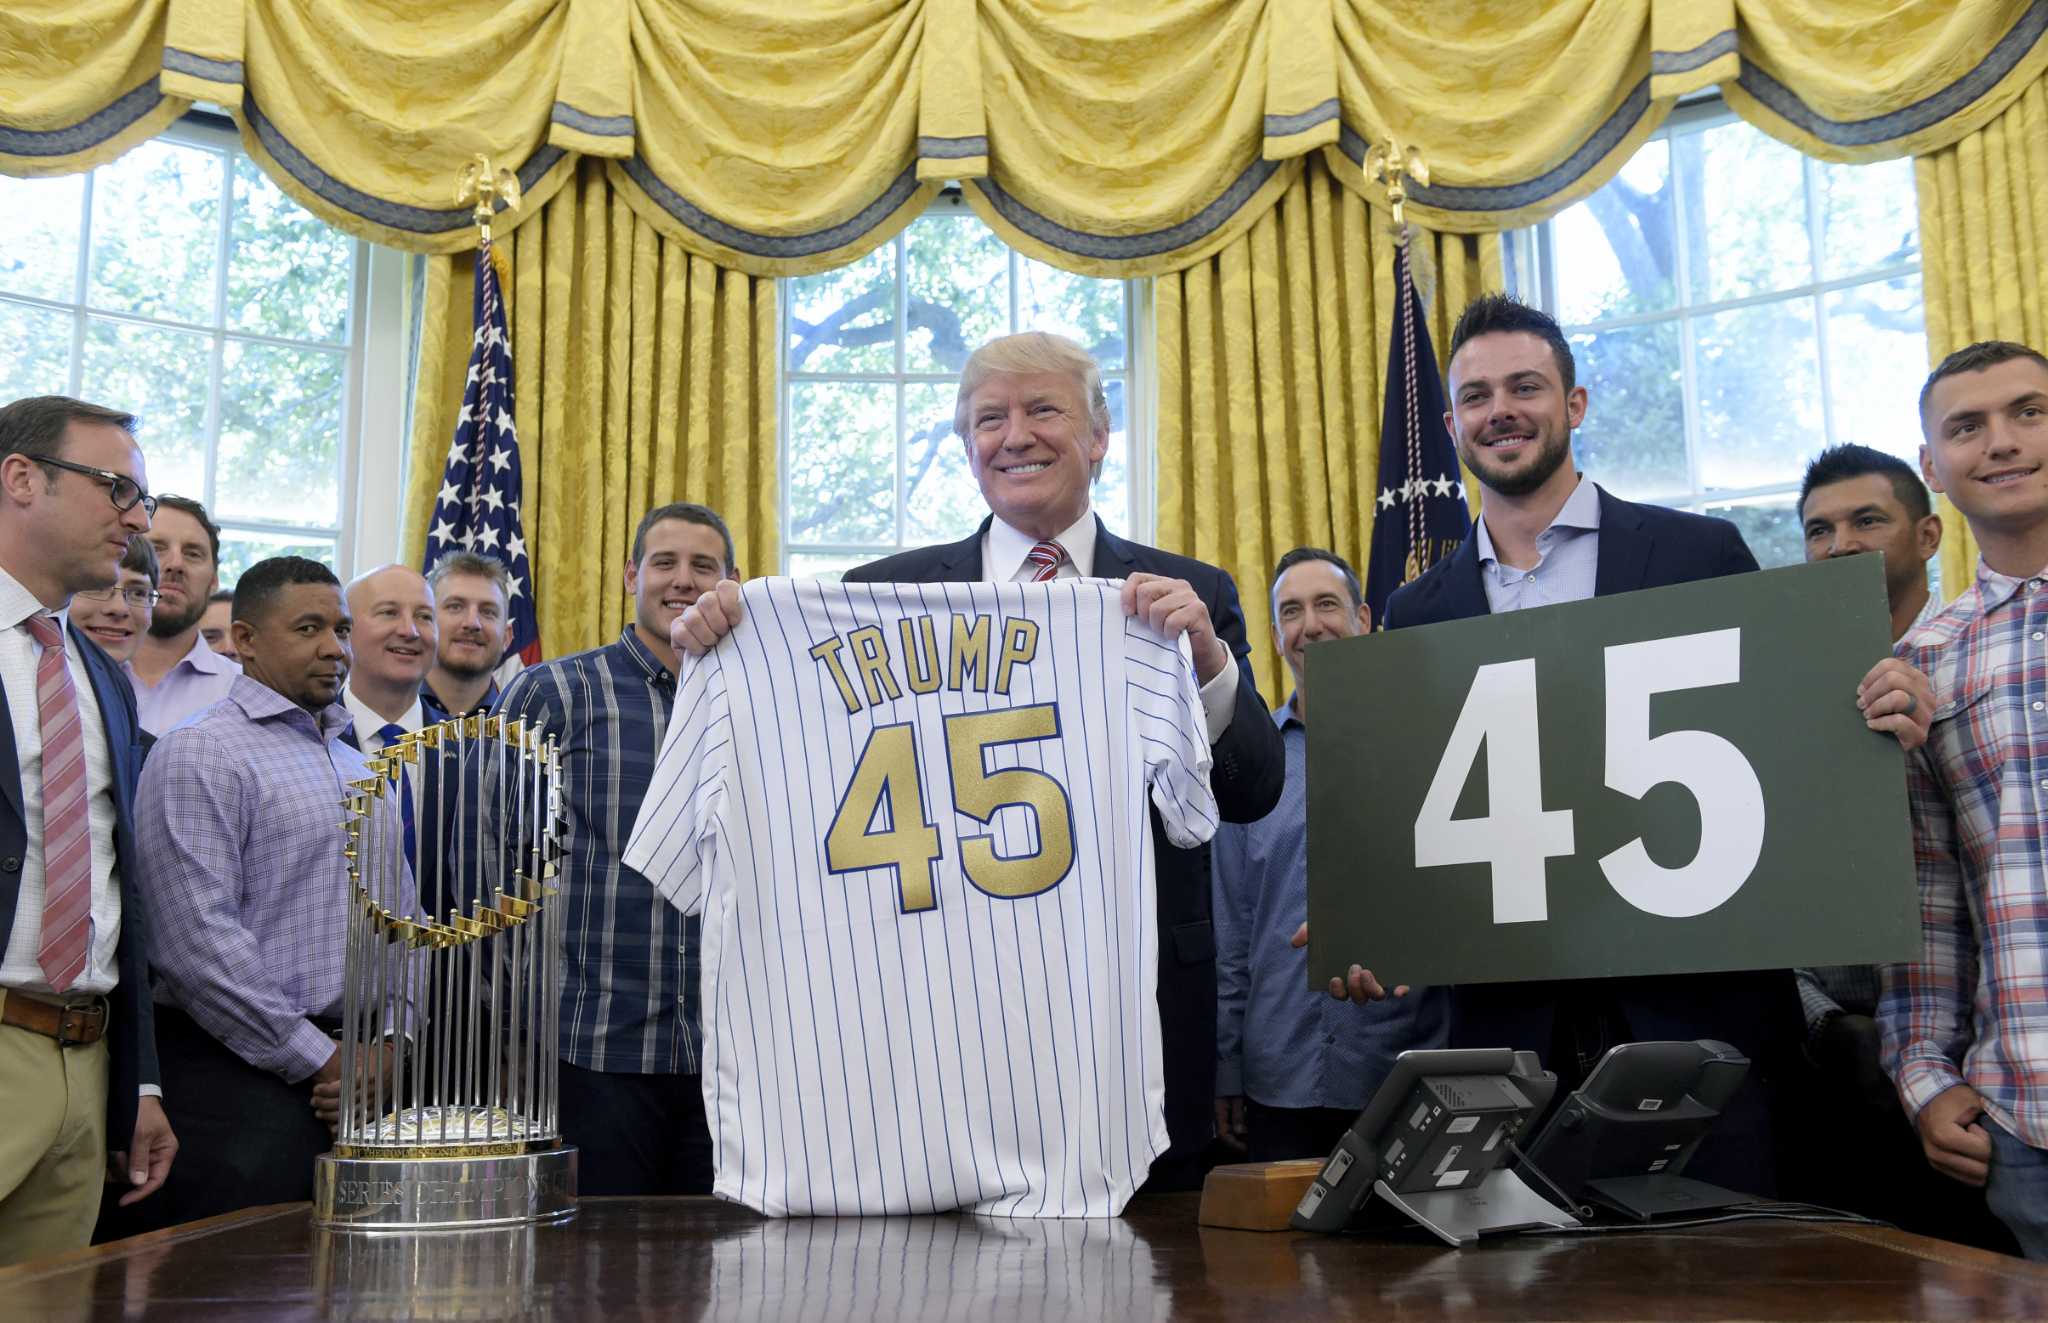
[1440,532,1491,620]
[0,658,18,823]
[933,522,987,583]
[1592,486,1652,597]
[1092,517,1141,578]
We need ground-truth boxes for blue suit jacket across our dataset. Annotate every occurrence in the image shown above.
[1383,484,1794,1195]
[0,621,158,1150]
[843,516,1286,1160]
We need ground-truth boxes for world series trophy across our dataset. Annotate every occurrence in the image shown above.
[312,714,578,1230]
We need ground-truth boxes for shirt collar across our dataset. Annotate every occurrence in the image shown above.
[172,629,242,676]
[227,672,355,741]
[1971,556,2048,614]
[1475,477,1601,568]
[986,508,1099,581]
[1275,696,1303,730]
[343,683,424,740]
[616,625,673,685]
[0,562,73,634]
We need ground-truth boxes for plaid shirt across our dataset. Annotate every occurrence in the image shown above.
[498,627,700,1075]
[1881,561,2048,1146]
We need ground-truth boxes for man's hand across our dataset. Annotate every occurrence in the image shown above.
[1859,657,1934,752]
[1915,1082,1994,1186]
[673,580,744,657]
[1215,1096,1247,1153]
[111,1095,178,1207]
[312,1042,398,1130]
[1289,922,1409,1002]
[1121,573,1229,684]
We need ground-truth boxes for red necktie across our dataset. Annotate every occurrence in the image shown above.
[1026,540,1067,582]
[26,614,90,992]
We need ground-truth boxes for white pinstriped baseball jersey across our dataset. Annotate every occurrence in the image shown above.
[622,577,1217,1217]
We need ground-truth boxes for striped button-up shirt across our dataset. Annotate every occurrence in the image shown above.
[498,627,699,1075]
[1882,561,2048,1146]
[136,675,411,1082]
[1214,701,1449,1109]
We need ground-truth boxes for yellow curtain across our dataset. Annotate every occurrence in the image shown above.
[402,159,777,660]
[1913,75,2048,598]
[1155,156,1501,704]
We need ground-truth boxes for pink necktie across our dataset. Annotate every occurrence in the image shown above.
[1026,540,1067,582]
[26,615,90,992]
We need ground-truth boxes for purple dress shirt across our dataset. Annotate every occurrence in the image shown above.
[135,675,415,1082]
[127,630,241,736]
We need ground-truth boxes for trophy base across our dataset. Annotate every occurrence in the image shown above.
[313,1145,578,1231]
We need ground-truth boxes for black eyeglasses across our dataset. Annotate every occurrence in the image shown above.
[36,456,158,518]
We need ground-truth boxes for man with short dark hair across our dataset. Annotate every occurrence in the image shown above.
[1883,339,2048,1258]
[1214,547,1448,1161]
[198,589,236,663]
[494,501,735,1195]
[1360,293,1934,1198]
[128,495,238,734]
[424,551,511,717]
[128,555,411,1229]
[0,396,174,1263]
[1800,443,1944,642]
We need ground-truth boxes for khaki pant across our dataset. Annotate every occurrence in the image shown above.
[0,998,109,1266]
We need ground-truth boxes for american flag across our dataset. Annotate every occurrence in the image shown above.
[422,238,541,668]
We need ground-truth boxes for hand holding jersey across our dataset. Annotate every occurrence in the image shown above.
[626,577,1219,1216]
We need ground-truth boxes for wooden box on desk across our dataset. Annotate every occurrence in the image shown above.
[1198,1160,1325,1230]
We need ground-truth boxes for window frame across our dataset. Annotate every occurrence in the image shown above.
[777,189,1151,574]
[0,110,408,575]
[1509,98,1925,534]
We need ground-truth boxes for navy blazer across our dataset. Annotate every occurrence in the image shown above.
[843,516,1286,1160]
[0,621,159,1151]
[1382,483,1794,1194]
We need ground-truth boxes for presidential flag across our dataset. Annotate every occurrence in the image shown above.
[423,239,541,668]
[1363,242,1470,625]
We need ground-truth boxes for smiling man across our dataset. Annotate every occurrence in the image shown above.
[1882,340,2048,1259]
[340,564,445,754]
[128,555,412,1231]
[495,502,735,1196]
[71,536,159,667]
[424,551,510,717]
[673,331,1285,1190]
[127,497,239,735]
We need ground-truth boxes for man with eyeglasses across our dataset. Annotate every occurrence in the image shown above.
[73,537,161,671]
[128,496,240,736]
[0,396,176,1264]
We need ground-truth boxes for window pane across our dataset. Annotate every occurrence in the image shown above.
[786,552,871,582]
[1701,495,1803,569]
[0,174,84,303]
[1570,322,1687,501]
[229,156,353,343]
[787,381,894,545]
[0,301,74,399]
[1825,275,1927,459]
[1553,140,1675,324]
[88,139,223,325]
[215,340,344,525]
[786,245,895,374]
[80,318,209,498]
[1674,122,1810,303]
[1818,156,1918,279]
[905,219,1007,374]
[216,528,337,586]
[902,382,982,544]
[1093,378,1129,535]
[1694,299,1823,492]
[1020,257,1126,371]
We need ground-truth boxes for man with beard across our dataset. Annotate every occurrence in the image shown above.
[423,552,510,717]
[127,497,238,735]
[1348,294,1935,1199]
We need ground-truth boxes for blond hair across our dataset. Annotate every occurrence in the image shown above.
[951,332,1112,442]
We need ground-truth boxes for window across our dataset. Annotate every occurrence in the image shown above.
[0,114,390,580]
[1513,107,1926,567]
[780,196,1141,577]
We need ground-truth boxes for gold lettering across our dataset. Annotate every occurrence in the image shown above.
[808,636,861,714]
[899,615,942,694]
[949,614,992,692]
[849,626,902,707]
[994,617,1040,695]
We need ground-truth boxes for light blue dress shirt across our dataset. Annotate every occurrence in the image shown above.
[1476,476,1603,613]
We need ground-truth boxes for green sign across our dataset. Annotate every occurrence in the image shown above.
[1305,554,1918,987]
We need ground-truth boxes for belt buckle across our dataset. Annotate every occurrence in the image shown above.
[56,999,105,1047]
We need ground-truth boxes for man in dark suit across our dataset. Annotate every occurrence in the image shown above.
[0,396,175,1262]
[677,332,1285,1188]
[1343,294,1935,1196]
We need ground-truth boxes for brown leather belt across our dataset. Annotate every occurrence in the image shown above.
[1,988,109,1047]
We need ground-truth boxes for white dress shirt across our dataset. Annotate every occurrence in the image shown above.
[982,509,1239,743]
[343,687,425,754]
[0,565,122,998]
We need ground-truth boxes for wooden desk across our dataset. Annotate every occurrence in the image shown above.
[4,1195,2044,1320]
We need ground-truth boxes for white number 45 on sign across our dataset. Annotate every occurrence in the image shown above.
[1413,628,1765,924]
